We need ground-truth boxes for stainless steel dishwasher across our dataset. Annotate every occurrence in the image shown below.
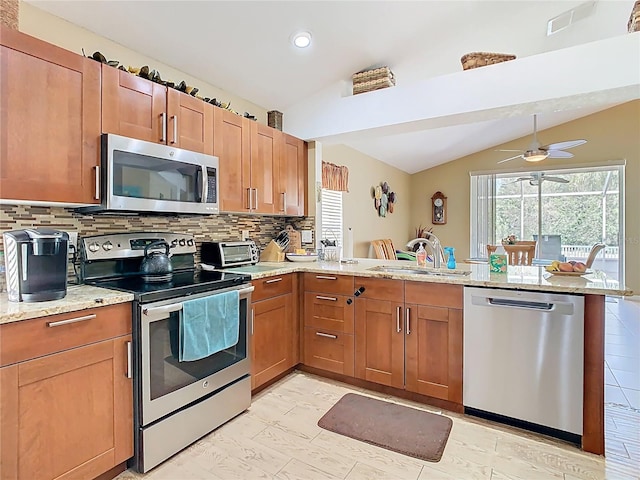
[463,287,584,443]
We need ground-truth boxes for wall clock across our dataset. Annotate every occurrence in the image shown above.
[431,191,447,224]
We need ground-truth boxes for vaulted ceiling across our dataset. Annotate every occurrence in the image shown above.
[28,0,640,172]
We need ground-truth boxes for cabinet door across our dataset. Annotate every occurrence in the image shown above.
[250,122,281,214]
[214,108,251,212]
[280,134,307,216]
[0,336,133,480]
[251,293,293,389]
[0,27,101,204]
[355,298,405,389]
[405,305,463,403]
[102,65,167,143]
[166,89,213,154]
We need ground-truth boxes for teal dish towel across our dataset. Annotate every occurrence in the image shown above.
[179,290,240,362]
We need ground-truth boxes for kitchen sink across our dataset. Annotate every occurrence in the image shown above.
[367,265,471,277]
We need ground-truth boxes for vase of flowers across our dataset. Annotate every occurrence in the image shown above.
[502,234,517,245]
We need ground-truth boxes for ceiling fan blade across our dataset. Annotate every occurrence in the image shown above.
[542,176,570,183]
[547,150,574,159]
[497,154,523,164]
[543,139,586,151]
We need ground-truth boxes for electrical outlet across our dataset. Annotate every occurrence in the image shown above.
[65,231,78,251]
[241,230,250,241]
[301,230,313,244]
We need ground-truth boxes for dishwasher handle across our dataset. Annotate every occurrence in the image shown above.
[487,297,554,311]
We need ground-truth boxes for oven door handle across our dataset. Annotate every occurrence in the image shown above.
[143,303,183,316]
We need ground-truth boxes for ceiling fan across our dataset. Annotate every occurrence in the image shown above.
[512,172,569,186]
[497,114,586,164]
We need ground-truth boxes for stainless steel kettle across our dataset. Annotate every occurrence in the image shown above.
[140,241,172,281]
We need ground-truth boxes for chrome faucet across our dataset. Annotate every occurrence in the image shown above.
[406,234,445,268]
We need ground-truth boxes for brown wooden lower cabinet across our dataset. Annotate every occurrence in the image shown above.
[0,334,132,480]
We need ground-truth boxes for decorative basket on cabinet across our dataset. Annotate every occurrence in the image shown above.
[460,52,516,70]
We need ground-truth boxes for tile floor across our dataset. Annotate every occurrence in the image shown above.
[117,298,640,480]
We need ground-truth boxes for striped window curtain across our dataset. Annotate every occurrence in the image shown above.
[469,173,496,258]
[322,161,349,192]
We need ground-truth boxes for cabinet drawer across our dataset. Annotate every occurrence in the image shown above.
[304,327,354,376]
[355,277,403,302]
[405,282,463,308]
[304,292,354,333]
[0,303,132,366]
[252,274,293,302]
[303,273,354,296]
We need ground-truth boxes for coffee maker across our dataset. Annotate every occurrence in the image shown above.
[3,229,69,302]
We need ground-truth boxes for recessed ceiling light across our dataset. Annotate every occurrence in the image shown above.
[292,31,312,48]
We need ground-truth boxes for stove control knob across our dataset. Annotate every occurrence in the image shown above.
[102,241,113,251]
[170,239,178,248]
[88,242,100,253]
[179,239,186,246]
[187,239,194,246]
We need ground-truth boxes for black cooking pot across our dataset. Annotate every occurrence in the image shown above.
[140,241,172,279]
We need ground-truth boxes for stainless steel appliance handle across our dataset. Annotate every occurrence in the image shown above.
[201,166,208,204]
[265,278,283,284]
[316,295,337,301]
[247,188,252,210]
[143,303,183,316]
[316,332,338,339]
[160,112,167,143]
[171,115,178,144]
[126,341,132,379]
[406,308,411,335]
[487,298,554,311]
[396,306,402,333]
[239,286,255,295]
[316,275,337,280]
[47,313,96,327]
[94,165,100,200]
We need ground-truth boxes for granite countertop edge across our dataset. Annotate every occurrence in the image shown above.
[0,285,134,325]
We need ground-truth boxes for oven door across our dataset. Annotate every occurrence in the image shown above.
[139,284,252,426]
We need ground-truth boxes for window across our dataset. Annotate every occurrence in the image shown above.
[320,188,343,247]
[470,164,625,285]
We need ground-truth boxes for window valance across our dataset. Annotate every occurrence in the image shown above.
[322,161,349,192]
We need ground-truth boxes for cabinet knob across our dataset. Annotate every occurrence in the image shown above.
[354,286,366,297]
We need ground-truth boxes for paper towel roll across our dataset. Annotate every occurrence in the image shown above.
[344,227,354,260]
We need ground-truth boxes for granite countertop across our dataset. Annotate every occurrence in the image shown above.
[218,258,632,296]
[0,285,134,325]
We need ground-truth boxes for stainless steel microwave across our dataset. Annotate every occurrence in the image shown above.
[77,134,219,215]
[201,241,259,268]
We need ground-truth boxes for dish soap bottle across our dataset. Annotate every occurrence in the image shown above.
[444,247,456,269]
[416,242,427,267]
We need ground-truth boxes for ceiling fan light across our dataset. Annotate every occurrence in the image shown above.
[524,150,549,162]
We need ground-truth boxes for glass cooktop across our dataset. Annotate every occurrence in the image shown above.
[88,270,251,303]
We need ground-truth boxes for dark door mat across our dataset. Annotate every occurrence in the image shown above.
[317,393,453,462]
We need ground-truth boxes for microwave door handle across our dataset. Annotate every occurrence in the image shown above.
[194,167,204,203]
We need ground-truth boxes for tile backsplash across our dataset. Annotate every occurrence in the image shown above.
[0,205,315,261]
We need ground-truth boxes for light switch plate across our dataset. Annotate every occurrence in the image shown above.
[301,230,313,243]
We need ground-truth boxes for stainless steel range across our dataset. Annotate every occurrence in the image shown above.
[79,232,253,473]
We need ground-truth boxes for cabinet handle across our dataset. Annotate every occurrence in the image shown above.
[316,332,338,339]
[253,188,259,209]
[94,165,100,200]
[316,295,337,302]
[282,192,287,212]
[171,115,178,144]
[126,341,133,379]
[160,112,167,142]
[247,188,253,210]
[316,275,337,280]
[47,313,96,327]
[406,308,411,335]
[265,277,283,284]
[396,306,402,333]
[251,308,254,336]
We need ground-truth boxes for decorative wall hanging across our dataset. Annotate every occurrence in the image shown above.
[322,161,350,192]
[431,191,447,224]
[371,181,397,217]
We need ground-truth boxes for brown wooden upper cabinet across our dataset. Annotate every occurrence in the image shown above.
[214,108,307,215]
[102,66,213,154]
[0,27,101,204]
